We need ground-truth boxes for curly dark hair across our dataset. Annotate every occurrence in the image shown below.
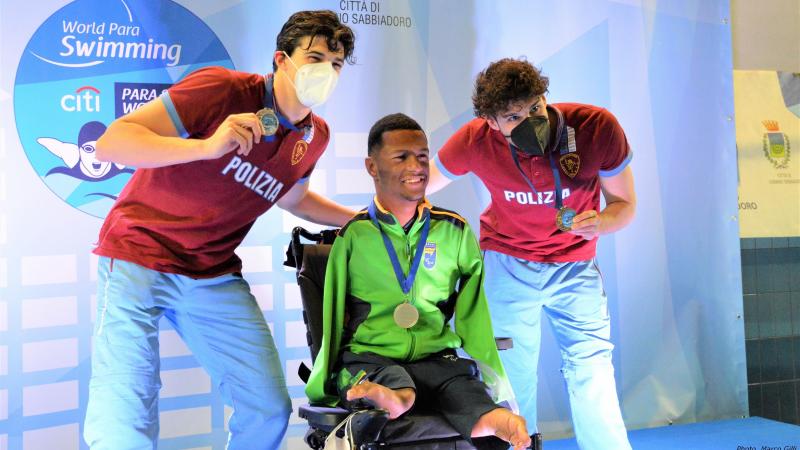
[273,10,356,71]
[368,113,424,156]
[472,58,549,118]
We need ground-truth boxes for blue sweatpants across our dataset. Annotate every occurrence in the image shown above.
[84,257,291,450]
[483,250,631,450]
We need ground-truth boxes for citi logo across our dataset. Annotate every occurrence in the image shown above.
[61,85,100,112]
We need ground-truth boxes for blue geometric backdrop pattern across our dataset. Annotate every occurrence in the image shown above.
[0,1,743,449]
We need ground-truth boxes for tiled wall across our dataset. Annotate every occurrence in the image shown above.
[743,236,800,424]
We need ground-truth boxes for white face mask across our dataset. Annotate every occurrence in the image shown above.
[283,51,339,108]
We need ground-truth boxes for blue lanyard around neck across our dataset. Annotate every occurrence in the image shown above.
[367,201,431,296]
[263,75,313,141]
[508,107,566,210]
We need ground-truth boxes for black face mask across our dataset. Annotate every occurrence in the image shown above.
[504,115,551,156]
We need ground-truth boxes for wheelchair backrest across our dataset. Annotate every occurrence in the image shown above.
[297,243,332,362]
[285,227,339,363]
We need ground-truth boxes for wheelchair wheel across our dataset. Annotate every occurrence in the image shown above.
[304,428,328,449]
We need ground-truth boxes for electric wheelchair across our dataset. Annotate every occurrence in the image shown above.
[284,227,543,450]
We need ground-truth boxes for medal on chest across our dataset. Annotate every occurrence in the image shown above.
[508,107,580,231]
[368,202,431,329]
[393,302,419,329]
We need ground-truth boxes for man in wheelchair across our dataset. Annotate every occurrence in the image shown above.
[305,113,531,449]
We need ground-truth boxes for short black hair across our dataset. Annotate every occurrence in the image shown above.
[273,10,356,71]
[473,58,549,118]
[367,113,424,156]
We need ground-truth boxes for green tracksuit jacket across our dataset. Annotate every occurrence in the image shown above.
[305,198,512,406]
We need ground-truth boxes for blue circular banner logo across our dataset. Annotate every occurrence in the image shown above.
[14,0,234,218]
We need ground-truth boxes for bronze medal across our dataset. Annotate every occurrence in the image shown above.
[556,207,577,232]
[393,302,419,329]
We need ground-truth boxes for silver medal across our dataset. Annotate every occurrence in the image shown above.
[256,108,279,136]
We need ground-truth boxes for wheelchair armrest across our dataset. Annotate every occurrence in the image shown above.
[299,404,390,444]
[298,404,351,432]
[495,337,513,351]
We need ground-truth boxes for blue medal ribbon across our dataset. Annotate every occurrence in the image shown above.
[262,75,313,143]
[508,106,568,210]
[507,106,577,230]
[368,201,431,296]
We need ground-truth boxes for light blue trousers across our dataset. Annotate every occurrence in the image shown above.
[483,250,631,450]
[84,257,291,450]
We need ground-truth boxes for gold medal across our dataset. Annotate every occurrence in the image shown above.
[556,207,577,232]
[393,302,419,329]
[256,108,279,137]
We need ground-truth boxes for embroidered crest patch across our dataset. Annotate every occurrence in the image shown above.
[423,242,437,269]
[291,140,308,166]
[560,153,580,178]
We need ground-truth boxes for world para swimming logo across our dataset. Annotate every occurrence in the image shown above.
[14,0,234,218]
